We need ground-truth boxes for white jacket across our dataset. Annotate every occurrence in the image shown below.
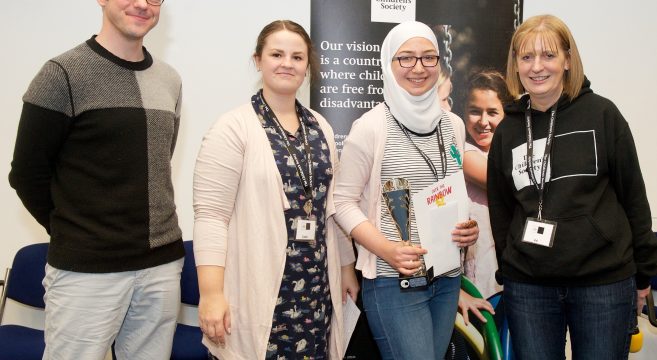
[193,102,355,359]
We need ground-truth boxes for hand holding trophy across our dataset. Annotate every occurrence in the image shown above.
[382,178,431,290]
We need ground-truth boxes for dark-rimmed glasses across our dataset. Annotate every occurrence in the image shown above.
[145,0,164,6]
[393,55,440,68]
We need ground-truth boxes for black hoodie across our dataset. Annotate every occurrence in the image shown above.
[487,78,657,289]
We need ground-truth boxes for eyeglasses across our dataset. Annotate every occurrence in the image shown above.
[145,0,164,6]
[393,55,440,68]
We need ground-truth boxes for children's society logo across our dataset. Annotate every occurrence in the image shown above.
[371,0,415,23]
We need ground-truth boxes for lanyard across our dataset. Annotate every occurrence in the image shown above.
[259,93,314,199]
[525,101,557,220]
[389,109,447,182]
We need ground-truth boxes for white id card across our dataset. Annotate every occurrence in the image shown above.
[295,218,317,241]
[521,217,557,247]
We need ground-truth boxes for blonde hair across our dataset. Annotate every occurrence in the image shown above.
[505,14,584,101]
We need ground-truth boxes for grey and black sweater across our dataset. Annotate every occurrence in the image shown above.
[9,36,184,273]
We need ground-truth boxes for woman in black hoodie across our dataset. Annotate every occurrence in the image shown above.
[487,14,657,360]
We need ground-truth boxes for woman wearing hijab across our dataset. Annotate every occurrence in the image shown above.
[333,21,479,359]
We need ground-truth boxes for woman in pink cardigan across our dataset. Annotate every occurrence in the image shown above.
[193,20,358,359]
[333,21,479,359]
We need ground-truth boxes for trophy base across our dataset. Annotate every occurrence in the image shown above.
[398,267,433,290]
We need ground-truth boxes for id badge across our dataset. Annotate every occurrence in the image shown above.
[295,217,317,242]
[521,217,557,247]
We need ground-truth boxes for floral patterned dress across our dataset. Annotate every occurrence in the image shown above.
[251,91,333,359]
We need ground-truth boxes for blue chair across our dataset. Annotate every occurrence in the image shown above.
[170,240,206,360]
[0,243,48,360]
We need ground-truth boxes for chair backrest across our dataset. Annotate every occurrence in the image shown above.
[180,241,200,306]
[0,243,49,321]
[6,243,48,308]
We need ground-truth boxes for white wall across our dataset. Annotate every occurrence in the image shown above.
[1,0,656,275]
[0,0,310,274]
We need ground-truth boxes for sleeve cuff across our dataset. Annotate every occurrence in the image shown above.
[636,274,651,290]
[495,270,504,285]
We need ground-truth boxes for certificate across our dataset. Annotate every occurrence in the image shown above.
[411,170,469,279]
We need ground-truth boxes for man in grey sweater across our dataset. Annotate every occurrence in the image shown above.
[9,1,184,358]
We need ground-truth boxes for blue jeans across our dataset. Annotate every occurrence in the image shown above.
[504,277,637,360]
[362,276,460,360]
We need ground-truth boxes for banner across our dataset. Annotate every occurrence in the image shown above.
[311,0,522,152]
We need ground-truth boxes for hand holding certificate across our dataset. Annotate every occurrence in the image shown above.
[412,170,472,279]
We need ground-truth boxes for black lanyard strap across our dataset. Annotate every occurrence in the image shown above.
[259,92,314,199]
[389,108,447,181]
[525,101,557,220]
